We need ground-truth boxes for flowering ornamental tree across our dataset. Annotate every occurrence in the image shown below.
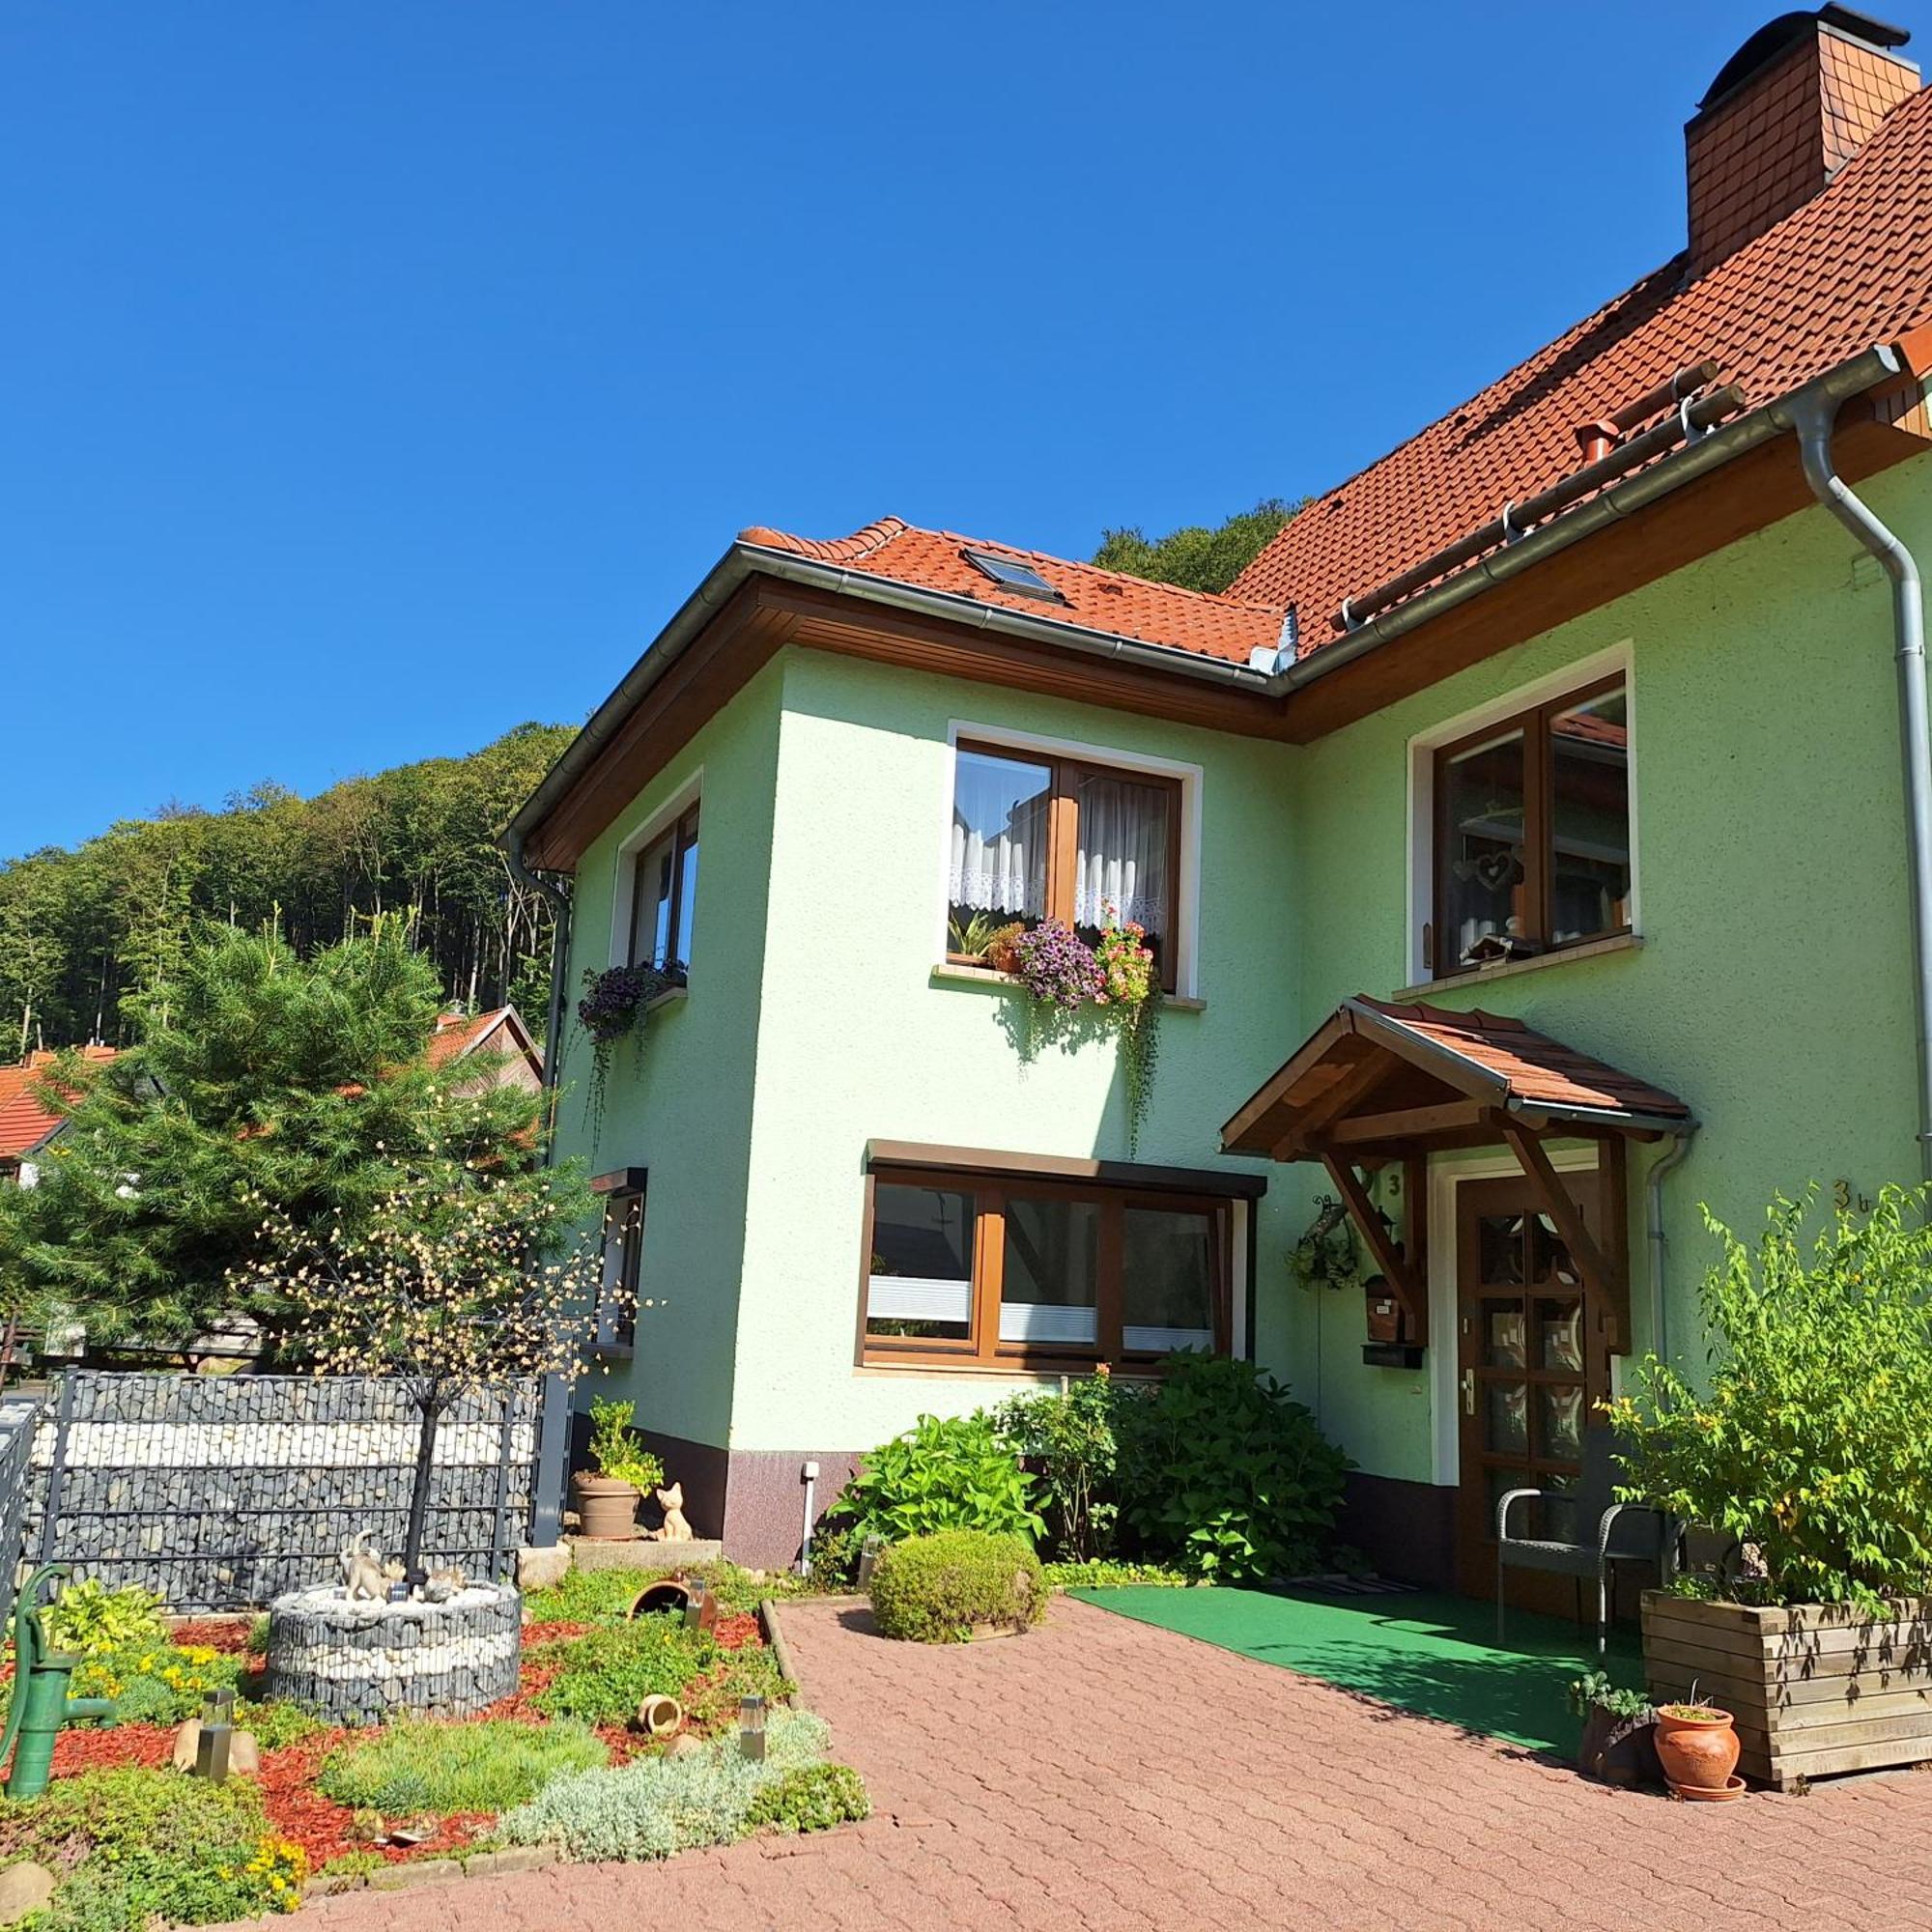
[235,1178,626,1588]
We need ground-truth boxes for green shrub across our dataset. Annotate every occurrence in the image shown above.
[0,1767,302,1927]
[1043,1558,1191,1590]
[806,1522,860,1591]
[743,1762,870,1833]
[531,1616,714,1724]
[40,1580,168,1658]
[1119,1352,1349,1583]
[993,1375,1147,1560]
[1608,1186,1932,1610]
[233,1697,328,1750]
[868,1530,1046,1643]
[839,1413,1044,1544]
[319,1718,607,1815]
[497,1710,832,1861]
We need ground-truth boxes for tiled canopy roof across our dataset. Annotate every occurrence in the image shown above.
[1233,82,1932,650]
[747,81,1932,674]
[1352,999,1690,1122]
[0,1046,116,1163]
[738,517,1289,668]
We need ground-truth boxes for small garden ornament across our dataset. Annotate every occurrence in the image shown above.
[1568,1671,1659,1788]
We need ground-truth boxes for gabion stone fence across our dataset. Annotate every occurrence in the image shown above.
[25,1370,565,1612]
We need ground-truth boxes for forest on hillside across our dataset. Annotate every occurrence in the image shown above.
[0,722,575,1054]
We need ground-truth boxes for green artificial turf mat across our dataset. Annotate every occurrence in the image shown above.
[1070,1584,1642,1751]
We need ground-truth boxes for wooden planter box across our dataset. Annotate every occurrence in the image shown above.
[1642,1589,1932,1790]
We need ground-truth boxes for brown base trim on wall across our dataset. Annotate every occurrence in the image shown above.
[1340,1471,1456,1590]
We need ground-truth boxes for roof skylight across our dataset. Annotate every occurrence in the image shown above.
[962,549,1066,604]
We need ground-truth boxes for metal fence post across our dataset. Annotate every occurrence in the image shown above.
[528,1372,570,1548]
[36,1369,77,1567]
[488,1384,518,1581]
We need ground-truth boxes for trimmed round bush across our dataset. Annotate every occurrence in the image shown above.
[868,1530,1046,1643]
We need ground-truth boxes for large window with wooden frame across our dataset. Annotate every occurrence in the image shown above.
[859,1165,1234,1369]
[629,804,699,979]
[592,1170,645,1352]
[946,741,1181,992]
[1430,676,1630,978]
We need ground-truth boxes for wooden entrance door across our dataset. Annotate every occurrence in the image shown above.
[1454,1170,1605,1603]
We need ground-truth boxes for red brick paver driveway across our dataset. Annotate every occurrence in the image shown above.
[270,1596,1932,1931]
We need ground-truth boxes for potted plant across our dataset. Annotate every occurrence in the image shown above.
[1567,1670,1659,1787]
[985,922,1027,976]
[1652,1694,1744,1801]
[1608,1186,1932,1790]
[573,1395,666,1540]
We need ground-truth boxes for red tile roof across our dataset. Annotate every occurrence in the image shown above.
[748,77,1932,679]
[738,516,1289,668]
[0,1047,116,1164]
[1233,79,1932,649]
[428,1007,542,1076]
[1353,998,1690,1122]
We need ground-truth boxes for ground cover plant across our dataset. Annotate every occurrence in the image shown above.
[317,1719,607,1815]
[868,1529,1048,1642]
[497,1709,846,1861]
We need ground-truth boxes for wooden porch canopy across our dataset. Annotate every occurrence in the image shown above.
[1220,996,1691,1353]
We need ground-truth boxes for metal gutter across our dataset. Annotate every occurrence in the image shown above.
[505,543,1276,863]
[1281,343,1912,694]
[1790,386,1932,1183]
[1645,1126,1698,1370]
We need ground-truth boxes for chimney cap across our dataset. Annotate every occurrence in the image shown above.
[1697,7,1911,113]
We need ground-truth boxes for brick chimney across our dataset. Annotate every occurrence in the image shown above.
[1687,6,1918,278]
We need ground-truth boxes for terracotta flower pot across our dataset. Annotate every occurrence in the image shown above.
[1654,1706,1743,1797]
[572,1471,641,1540]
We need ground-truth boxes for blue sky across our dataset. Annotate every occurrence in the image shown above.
[4,0,1893,852]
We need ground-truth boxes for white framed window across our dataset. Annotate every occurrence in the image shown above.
[1406,645,1637,985]
[591,1168,645,1352]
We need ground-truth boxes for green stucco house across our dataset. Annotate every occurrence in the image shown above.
[507,7,1932,1582]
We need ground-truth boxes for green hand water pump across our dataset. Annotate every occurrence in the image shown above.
[0,1565,116,1799]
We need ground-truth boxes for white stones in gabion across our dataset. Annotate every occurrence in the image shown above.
[265,1582,523,1722]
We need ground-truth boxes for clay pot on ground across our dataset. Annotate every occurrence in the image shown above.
[571,1471,641,1540]
[1654,1704,1744,1800]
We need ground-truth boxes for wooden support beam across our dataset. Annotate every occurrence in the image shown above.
[1322,1100,1488,1149]
[1321,1152,1427,1348]
[1501,1122,1619,1345]
[1273,1046,1391,1158]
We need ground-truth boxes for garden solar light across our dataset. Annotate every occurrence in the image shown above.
[682,1583,710,1631]
[195,1687,236,1784]
[738,1693,767,1762]
[857,1532,885,1590]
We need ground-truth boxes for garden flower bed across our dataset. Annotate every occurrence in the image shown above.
[0,1563,867,1925]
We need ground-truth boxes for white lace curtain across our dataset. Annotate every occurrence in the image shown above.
[1074,773,1170,935]
[950,755,1049,918]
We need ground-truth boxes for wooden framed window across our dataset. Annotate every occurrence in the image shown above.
[593,1171,646,1351]
[859,1163,1234,1370]
[629,805,699,979]
[947,741,1182,993]
[1430,676,1630,978]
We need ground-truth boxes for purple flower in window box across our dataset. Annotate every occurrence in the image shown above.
[1012,920,1103,1012]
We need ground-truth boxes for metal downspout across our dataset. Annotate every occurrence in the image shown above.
[1644,1126,1697,1372]
[1790,396,1932,1183]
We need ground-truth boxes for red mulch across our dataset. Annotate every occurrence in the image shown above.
[35,1612,776,1866]
[168,1618,256,1654]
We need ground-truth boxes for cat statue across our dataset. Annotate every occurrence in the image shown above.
[647,1481,695,1542]
[339,1530,388,1603]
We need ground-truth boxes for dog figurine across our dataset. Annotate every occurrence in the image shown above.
[647,1481,694,1542]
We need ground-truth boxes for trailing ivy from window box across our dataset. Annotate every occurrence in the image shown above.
[1010,915,1163,1155]
[576,963,676,1138]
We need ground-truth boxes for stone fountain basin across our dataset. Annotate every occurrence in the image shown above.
[264,1581,522,1722]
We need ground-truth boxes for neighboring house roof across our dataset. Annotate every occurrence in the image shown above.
[1232,78,1932,651]
[0,1046,117,1165]
[428,1007,543,1079]
[738,518,1290,668]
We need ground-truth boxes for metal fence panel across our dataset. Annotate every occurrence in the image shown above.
[25,1371,541,1611]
